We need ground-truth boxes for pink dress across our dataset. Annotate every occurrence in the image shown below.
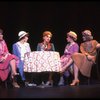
[0,40,18,81]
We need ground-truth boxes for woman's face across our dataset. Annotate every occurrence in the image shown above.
[82,35,91,42]
[43,35,51,43]
[0,34,3,41]
[66,35,73,43]
[24,36,29,42]
[82,35,86,41]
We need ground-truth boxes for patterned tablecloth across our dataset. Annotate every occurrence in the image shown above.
[23,51,62,72]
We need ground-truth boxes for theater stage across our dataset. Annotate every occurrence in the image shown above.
[0,80,100,98]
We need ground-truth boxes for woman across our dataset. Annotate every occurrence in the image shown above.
[70,29,100,86]
[37,31,55,51]
[36,31,55,86]
[0,28,20,88]
[59,31,79,85]
[12,31,31,86]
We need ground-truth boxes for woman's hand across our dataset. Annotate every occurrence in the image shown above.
[0,56,6,62]
[86,55,95,63]
[87,55,93,60]
[96,43,100,49]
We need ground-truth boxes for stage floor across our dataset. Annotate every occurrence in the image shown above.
[0,81,100,98]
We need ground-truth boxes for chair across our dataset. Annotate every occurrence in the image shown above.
[0,70,12,88]
[88,49,100,85]
[4,71,13,88]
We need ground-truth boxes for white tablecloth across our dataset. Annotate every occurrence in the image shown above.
[23,51,61,72]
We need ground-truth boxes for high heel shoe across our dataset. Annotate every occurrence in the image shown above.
[12,74,20,88]
[70,80,80,86]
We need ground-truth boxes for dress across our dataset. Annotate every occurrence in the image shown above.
[0,40,18,81]
[72,40,98,77]
[61,42,79,76]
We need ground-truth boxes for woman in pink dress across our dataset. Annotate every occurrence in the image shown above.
[0,28,20,88]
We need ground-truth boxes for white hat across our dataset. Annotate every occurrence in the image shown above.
[18,31,28,39]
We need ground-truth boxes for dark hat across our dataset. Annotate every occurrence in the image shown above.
[82,30,92,36]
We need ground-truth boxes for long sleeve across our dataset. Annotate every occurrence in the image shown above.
[51,43,55,51]
[12,43,21,58]
[36,43,41,51]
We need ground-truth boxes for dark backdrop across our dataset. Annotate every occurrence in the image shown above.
[0,1,100,54]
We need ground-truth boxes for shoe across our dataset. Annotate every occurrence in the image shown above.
[45,81,53,86]
[70,80,80,86]
[58,81,64,86]
[12,74,20,88]
[37,83,45,88]
[25,81,29,87]
[12,81,20,88]
[45,81,50,85]
[58,76,64,86]
[27,83,37,87]
[41,81,44,85]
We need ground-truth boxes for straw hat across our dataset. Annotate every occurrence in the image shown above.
[67,31,77,41]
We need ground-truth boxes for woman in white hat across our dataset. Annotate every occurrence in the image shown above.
[12,31,31,87]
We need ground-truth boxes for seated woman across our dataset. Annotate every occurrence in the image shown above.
[36,31,55,86]
[0,28,20,88]
[59,31,79,85]
[12,31,33,87]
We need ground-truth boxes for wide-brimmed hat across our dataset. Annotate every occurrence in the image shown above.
[82,30,92,36]
[43,31,52,37]
[67,31,77,41]
[18,31,28,40]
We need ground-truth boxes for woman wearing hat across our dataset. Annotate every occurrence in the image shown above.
[0,28,20,88]
[59,31,79,85]
[69,29,100,86]
[36,31,55,86]
[12,31,31,87]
